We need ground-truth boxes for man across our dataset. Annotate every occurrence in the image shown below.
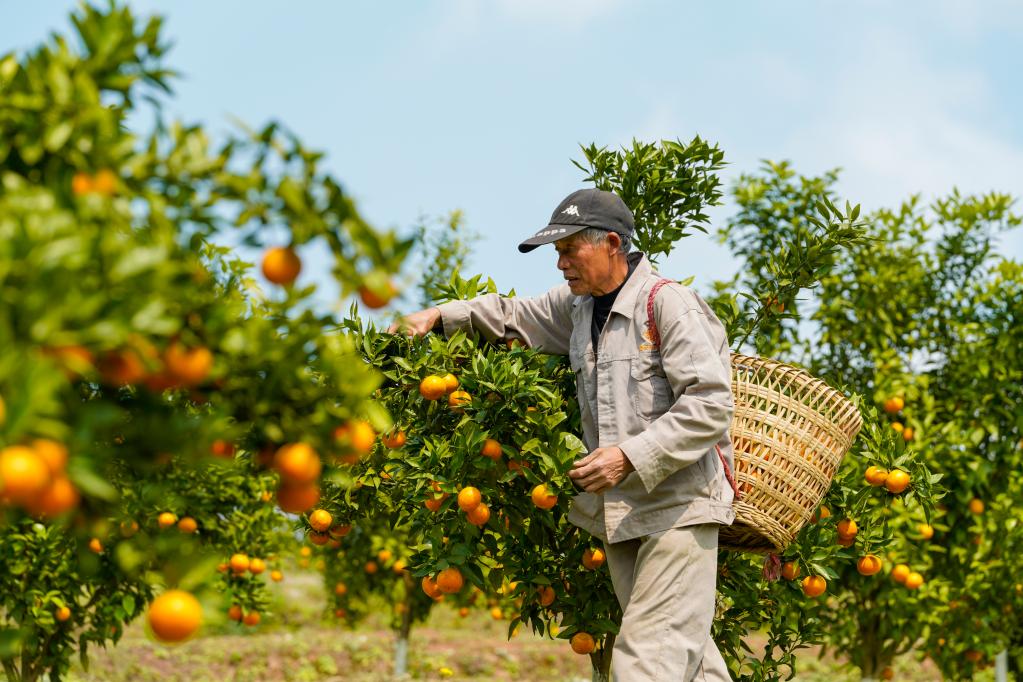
[392,188,735,681]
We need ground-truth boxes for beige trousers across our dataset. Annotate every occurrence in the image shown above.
[603,524,732,681]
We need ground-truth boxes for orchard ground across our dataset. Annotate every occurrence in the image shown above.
[66,565,965,682]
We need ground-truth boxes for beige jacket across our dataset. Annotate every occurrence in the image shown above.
[438,254,735,543]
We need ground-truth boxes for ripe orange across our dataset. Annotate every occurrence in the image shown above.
[242,611,261,626]
[883,396,904,414]
[71,172,93,195]
[177,517,198,534]
[891,564,910,583]
[441,373,459,393]
[507,459,531,474]
[329,524,352,538]
[917,523,934,540]
[309,531,329,546]
[864,466,889,487]
[364,561,379,574]
[334,420,375,455]
[891,422,904,433]
[490,607,503,620]
[457,486,482,512]
[273,443,321,484]
[836,518,858,538]
[382,430,407,449]
[334,582,348,596]
[164,343,213,387]
[811,505,831,523]
[459,607,470,618]
[210,440,235,459]
[968,498,984,515]
[424,494,448,512]
[964,650,982,663]
[148,590,202,643]
[466,503,490,526]
[421,576,443,599]
[334,608,347,619]
[902,427,914,441]
[448,390,471,412]
[436,567,464,594]
[801,575,827,598]
[227,605,243,622]
[92,169,117,195]
[261,247,301,285]
[270,570,283,582]
[885,470,911,494]
[120,520,139,537]
[248,558,266,575]
[31,440,68,475]
[158,512,177,529]
[856,555,882,576]
[359,281,396,309]
[582,548,606,570]
[480,439,502,460]
[55,606,72,622]
[531,484,557,510]
[309,509,333,533]
[276,482,320,513]
[904,572,924,590]
[537,585,556,607]
[570,632,596,655]
[88,537,103,554]
[28,476,80,518]
[781,562,800,581]
[419,375,447,401]
[0,445,51,503]
[98,348,148,386]
[837,535,855,548]
[392,559,408,574]
[377,549,393,563]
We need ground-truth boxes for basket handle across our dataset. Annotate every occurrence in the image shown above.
[647,278,741,501]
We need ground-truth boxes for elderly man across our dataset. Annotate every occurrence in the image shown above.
[393,188,735,681]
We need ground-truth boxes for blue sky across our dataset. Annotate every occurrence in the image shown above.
[5,1,1022,314]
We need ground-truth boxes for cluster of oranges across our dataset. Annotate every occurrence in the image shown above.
[305,507,353,547]
[457,486,491,526]
[864,465,911,494]
[883,395,915,442]
[272,442,322,514]
[421,567,465,599]
[0,440,79,518]
[43,337,214,392]
[71,169,118,197]
[260,246,397,310]
[156,511,199,534]
[418,372,468,410]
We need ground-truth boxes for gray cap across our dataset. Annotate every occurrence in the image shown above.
[518,189,635,253]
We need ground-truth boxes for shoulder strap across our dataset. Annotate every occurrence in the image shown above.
[645,278,741,501]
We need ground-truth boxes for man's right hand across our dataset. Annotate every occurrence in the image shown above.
[387,307,441,336]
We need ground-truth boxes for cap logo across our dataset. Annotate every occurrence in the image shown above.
[535,227,567,238]
[561,205,580,216]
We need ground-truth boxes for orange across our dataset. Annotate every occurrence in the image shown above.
[836,518,858,538]
[856,555,882,576]
[448,390,471,412]
[261,247,301,285]
[419,375,447,401]
[864,466,889,487]
[98,348,147,386]
[457,486,482,512]
[120,520,139,537]
[0,445,51,503]
[364,561,379,574]
[248,558,266,575]
[884,470,911,494]
[537,586,555,607]
[891,564,910,583]
[31,440,68,475]
[329,524,352,538]
[480,439,502,460]
[276,482,320,513]
[531,484,557,510]
[309,531,329,546]
[811,505,831,523]
[28,476,80,518]
[441,373,459,393]
[904,572,924,590]
[968,498,984,515]
[964,650,982,663]
[359,281,396,309]
[164,343,213,387]
[158,512,178,529]
[466,503,490,526]
[490,606,503,620]
[210,440,235,459]
[334,608,347,619]
[570,632,596,655]
[917,523,934,540]
[377,549,393,563]
[270,570,283,582]
[71,172,93,195]
[309,509,333,533]
[801,575,827,598]
[242,611,261,626]
[436,567,464,594]
[507,460,530,474]
[177,517,198,534]
[902,427,914,441]
[334,582,348,596]
[227,605,243,622]
[424,494,448,512]
[459,607,470,618]
[883,396,904,414]
[88,537,103,554]
[392,559,407,574]
[273,443,321,483]
[92,169,118,195]
[382,430,407,449]
[334,420,375,455]
[891,421,904,433]
[781,562,800,581]
[582,548,606,570]
[881,667,894,680]
[55,606,71,622]
[148,590,202,643]
[421,576,443,599]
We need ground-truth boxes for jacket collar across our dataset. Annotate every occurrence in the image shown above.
[571,252,652,320]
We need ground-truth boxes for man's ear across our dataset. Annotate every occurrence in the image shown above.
[605,231,621,254]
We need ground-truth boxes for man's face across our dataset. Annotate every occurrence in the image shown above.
[554,232,620,296]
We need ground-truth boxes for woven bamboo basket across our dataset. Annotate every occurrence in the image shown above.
[719,353,862,553]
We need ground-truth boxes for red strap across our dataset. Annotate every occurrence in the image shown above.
[646,279,741,501]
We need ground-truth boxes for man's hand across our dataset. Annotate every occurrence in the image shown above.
[569,446,635,494]
[387,307,441,336]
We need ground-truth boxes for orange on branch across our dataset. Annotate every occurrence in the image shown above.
[864,466,889,487]
[148,590,202,643]
[466,503,490,526]
[883,396,904,414]
[582,548,606,570]
[248,558,266,575]
[421,576,443,600]
[480,439,503,460]
[891,564,910,584]
[801,575,827,598]
[531,484,557,510]
[308,509,333,533]
[419,375,447,401]
[164,343,213,387]
[781,562,800,581]
[0,445,51,503]
[857,555,883,576]
[457,486,482,512]
[885,470,910,494]
[261,246,301,285]
[177,517,197,534]
[273,443,321,484]
[381,430,407,449]
[229,554,250,573]
[441,373,459,393]
[436,567,464,594]
[571,632,596,655]
[448,390,471,412]
[157,512,178,529]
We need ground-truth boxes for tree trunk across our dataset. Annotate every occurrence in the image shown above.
[393,574,415,679]
[590,633,615,682]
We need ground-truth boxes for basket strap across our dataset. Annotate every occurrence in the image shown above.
[647,279,741,501]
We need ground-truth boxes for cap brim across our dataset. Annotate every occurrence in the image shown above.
[517,223,588,253]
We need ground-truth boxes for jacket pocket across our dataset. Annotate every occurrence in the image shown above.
[630,352,673,423]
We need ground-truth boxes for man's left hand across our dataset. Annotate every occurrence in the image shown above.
[569,446,635,494]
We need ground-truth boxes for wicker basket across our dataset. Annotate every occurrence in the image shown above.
[719,353,862,553]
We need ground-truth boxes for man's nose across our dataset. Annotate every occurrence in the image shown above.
[557,254,569,271]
